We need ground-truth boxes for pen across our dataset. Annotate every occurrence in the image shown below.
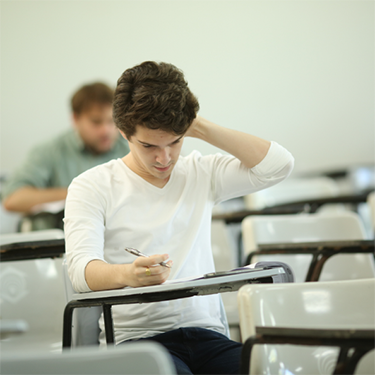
[125,247,171,268]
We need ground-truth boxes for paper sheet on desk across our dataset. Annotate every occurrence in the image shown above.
[163,265,259,284]
[163,275,204,284]
[164,261,294,284]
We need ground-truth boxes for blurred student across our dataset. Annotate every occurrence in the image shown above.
[2,82,129,230]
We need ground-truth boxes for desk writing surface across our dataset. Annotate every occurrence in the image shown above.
[0,230,65,262]
[0,229,64,246]
[72,266,284,301]
[258,239,374,251]
[0,239,65,262]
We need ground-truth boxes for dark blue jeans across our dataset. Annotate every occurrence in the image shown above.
[121,327,242,375]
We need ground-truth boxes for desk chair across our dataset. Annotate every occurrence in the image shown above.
[62,262,290,348]
[0,230,66,352]
[1,341,177,374]
[213,190,355,339]
[238,278,375,375]
[241,211,374,282]
[63,257,264,346]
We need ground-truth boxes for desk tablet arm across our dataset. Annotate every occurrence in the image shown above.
[62,266,286,349]
[212,192,373,224]
[0,239,65,262]
[246,240,375,282]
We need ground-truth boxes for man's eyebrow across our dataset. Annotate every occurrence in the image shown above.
[137,135,183,147]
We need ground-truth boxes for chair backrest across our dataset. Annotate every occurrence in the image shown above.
[0,229,66,352]
[1,341,177,374]
[211,220,239,271]
[238,278,375,375]
[244,177,339,210]
[241,211,374,282]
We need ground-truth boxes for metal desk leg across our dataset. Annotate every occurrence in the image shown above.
[240,337,256,375]
[333,347,373,375]
[62,302,75,349]
[103,304,115,345]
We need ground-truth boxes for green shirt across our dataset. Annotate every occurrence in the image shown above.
[2,129,129,230]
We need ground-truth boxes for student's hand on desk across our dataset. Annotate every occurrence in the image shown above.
[130,254,172,287]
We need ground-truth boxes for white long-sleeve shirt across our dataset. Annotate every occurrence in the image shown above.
[64,141,294,344]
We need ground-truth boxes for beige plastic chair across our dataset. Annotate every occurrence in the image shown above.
[0,229,66,352]
[241,211,374,282]
[1,341,176,374]
[238,278,375,375]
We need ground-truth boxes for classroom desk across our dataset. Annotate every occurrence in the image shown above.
[212,191,373,224]
[62,266,286,349]
[246,239,375,282]
[0,239,65,262]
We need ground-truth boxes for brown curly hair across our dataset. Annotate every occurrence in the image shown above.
[113,61,199,138]
[71,82,113,115]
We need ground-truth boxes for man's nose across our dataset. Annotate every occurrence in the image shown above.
[156,148,171,166]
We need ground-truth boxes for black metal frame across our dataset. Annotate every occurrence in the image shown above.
[240,326,375,375]
[62,276,274,349]
[0,239,65,262]
[246,240,375,282]
[212,191,373,224]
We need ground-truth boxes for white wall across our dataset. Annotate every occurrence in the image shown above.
[1,0,374,176]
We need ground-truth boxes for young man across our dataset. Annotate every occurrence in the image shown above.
[2,82,129,230]
[64,61,294,374]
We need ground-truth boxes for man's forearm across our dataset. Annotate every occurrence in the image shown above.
[3,186,67,213]
[187,117,271,169]
[85,260,131,291]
